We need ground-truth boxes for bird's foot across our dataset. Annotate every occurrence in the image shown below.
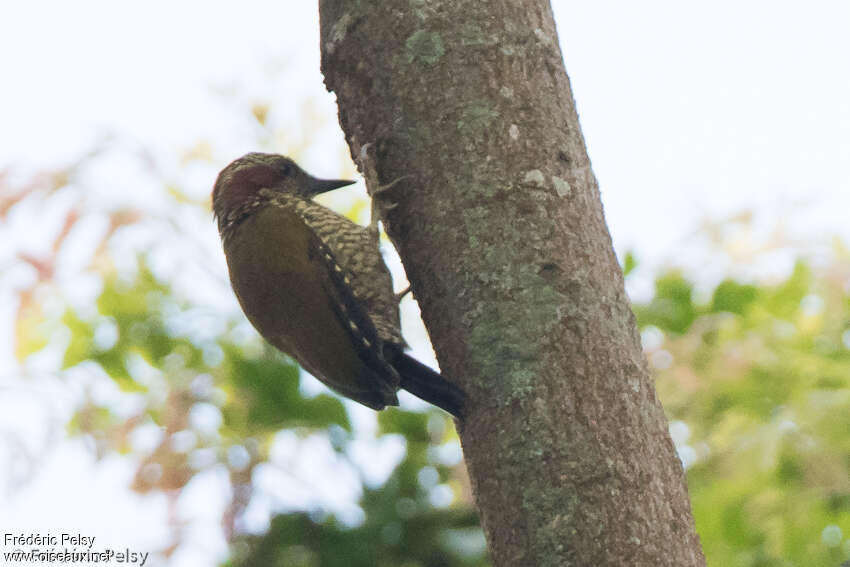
[357,141,413,231]
[395,285,411,303]
[369,175,412,232]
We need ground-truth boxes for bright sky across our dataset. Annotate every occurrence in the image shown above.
[1,1,849,565]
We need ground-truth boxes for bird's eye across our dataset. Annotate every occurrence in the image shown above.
[281,163,292,176]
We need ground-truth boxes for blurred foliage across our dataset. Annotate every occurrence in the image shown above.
[635,253,850,566]
[230,410,484,567]
[2,125,848,566]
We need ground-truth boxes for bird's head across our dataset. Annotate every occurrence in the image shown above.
[212,152,354,227]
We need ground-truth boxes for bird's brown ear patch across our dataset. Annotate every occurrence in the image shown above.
[232,164,279,193]
[213,162,281,224]
[214,164,279,214]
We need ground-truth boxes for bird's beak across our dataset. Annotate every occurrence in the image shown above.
[305,176,356,197]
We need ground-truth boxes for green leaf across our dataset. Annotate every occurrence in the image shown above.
[62,310,94,368]
[765,261,811,318]
[622,251,637,277]
[710,279,758,315]
[222,345,350,433]
[379,410,429,443]
[635,271,697,334]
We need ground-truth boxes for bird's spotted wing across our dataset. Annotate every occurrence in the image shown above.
[305,229,401,391]
[288,196,405,347]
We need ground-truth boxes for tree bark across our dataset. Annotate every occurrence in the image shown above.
[319,2,705,565]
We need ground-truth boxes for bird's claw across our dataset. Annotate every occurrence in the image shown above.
[395,286,412,302]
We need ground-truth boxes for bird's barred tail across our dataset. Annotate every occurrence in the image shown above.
[393,353,465,418]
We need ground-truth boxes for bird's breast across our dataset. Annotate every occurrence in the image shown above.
[224,207,335,362]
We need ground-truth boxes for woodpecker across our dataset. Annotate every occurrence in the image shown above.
[213,152,464,418]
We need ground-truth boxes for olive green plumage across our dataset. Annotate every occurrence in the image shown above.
[212,152,464,417]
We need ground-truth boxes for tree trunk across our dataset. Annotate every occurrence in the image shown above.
[319,2,705,565]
